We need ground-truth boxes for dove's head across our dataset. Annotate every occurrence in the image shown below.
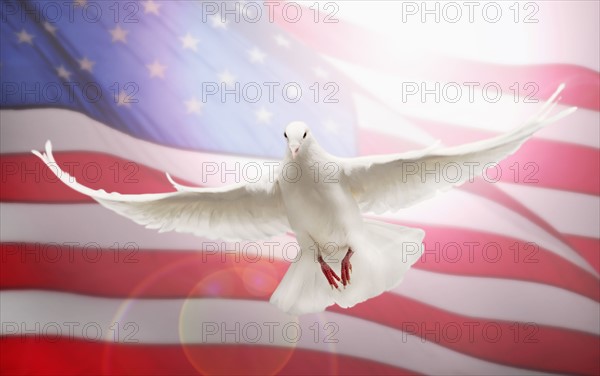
[284,121,312,160]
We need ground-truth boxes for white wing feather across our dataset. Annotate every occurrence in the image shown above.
[32,141,290,241]
[338,84,577,214]
[165,172,209,192]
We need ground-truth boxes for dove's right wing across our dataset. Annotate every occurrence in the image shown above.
[32,142,290,241]
[338,84,576,214]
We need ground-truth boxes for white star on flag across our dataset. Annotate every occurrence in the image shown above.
[274,34,290,48]
[180,33,200,52]
[146,60,167,79]
[248,47,266,64]
[110,25,129,44]
[16,29,34,44]
[218,70,236,87]
[255,107,273,124]
[56,65,72,80]
[209,15,228,30]
[142,0,161,15]
[314,66,329,79]
[184,97,203,114]
[115,91,133,107]
[322,119,341,134]
[78,57,95,73]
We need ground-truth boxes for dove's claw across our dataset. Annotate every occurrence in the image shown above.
[341,248,354,287]
[319,255,341,290]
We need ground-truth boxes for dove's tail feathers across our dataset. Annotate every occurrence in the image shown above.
[332,220,425,309]
[270,220,424,315]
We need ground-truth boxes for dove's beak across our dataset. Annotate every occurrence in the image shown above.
[289,144,300,159]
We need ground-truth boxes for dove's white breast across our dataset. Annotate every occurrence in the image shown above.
[278,160,362,247]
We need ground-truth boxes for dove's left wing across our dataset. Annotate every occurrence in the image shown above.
[33,142,290,241]
[338,84,576,214]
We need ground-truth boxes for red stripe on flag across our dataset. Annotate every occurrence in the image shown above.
[563,234,600,273]
[0,337,415,376]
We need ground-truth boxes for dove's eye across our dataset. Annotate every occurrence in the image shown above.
[303,131,307,139]
[284,132,288,139]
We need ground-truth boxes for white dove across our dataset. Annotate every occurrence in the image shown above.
[32,85,575,315]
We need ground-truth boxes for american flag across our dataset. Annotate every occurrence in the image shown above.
[1,1,599,375]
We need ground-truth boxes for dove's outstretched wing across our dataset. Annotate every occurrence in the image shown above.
[339,84,577,214]
[32,142,290,241]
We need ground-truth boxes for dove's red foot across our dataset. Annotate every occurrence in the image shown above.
[318,255,341,291]
[341,248,354,287]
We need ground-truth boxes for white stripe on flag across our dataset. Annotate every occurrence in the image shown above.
[379,190,596,274]
[496,183,600,239]
[396,269,600,335]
